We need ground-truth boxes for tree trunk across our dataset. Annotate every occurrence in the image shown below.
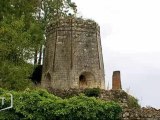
[34,49,38,65]
[38,45,42,65]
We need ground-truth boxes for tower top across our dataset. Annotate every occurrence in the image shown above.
[46,18,100,34]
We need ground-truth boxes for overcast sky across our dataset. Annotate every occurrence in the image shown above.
[72,0,160,108]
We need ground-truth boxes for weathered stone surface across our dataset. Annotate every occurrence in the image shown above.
[41,18,105,89]
[48,88,160,120]
[49,88,131,108]
[122,108,160,120]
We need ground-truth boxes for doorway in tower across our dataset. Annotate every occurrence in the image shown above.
[79,72,95,89]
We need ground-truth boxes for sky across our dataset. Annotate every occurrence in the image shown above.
[72,0,160,108]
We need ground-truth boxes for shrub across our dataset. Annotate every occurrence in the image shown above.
[84,88,101,97]
[0,88,122,120]
[0,61,33,91]
[128,95,141,109]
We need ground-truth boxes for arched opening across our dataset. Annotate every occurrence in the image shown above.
[79,75,87,88]
[79,72,95,89]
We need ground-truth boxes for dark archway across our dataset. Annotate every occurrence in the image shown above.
[79,75,87,88]
[79,72,95,89]
[29,65,42,84]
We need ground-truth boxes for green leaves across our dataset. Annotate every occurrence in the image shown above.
[0,61,33,90]
[0,0,78,92]
[0,89,122,120]
[84,88,101,97]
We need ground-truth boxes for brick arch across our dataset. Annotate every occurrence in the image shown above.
[79,72,95,89]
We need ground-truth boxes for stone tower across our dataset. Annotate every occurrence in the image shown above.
[41,18,105,89]
[112,71,122,90]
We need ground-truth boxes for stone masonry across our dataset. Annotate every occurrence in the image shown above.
[41,18,105,89]
[122,108,160,120]
[112,71,122,90]
[48,88,160,120]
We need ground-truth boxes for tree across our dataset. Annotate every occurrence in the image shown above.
[0,0,42,63]
[0,0,77,89]
[33,0,77,65]
[0,0,77,64]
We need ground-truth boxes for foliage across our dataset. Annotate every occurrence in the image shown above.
[0,0,77,62]
[0,0,77,89]
[0,16,43,63]
[0,61,34,91]
[0,88,122,120]
[128,95,141,109]
[84,88,101,97]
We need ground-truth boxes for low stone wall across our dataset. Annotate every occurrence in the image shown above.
[123,108,160,120]
[48,88,160,119]
[49,88,140,108]
[100,89,129,108]
[48,88,129,104]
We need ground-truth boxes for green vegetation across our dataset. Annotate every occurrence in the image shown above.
[128,95,141,109]
[0,1,123,119]
[0,0,77,90]
[0,61,33,90]
[0,88,122,120]
[84,88,101,97]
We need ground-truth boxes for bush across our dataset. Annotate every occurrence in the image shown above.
[84,88,101,97]
[128,95,141,109]
[0,61,33,90]
[0,88,122,120]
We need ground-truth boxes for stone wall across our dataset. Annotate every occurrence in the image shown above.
[49,88,135,108]
[101,90,160,119]
[41,18,105,89]
[123,108,160,120]
[48,88,160,120]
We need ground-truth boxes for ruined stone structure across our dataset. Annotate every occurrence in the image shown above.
[49,88,160,120]
[41,18,105,89]
[112,71,122,90]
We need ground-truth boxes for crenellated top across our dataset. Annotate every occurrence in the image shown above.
[46,18,100,35]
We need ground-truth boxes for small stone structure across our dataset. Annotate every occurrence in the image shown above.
[112,71,122,90]
[41,18,105,89]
